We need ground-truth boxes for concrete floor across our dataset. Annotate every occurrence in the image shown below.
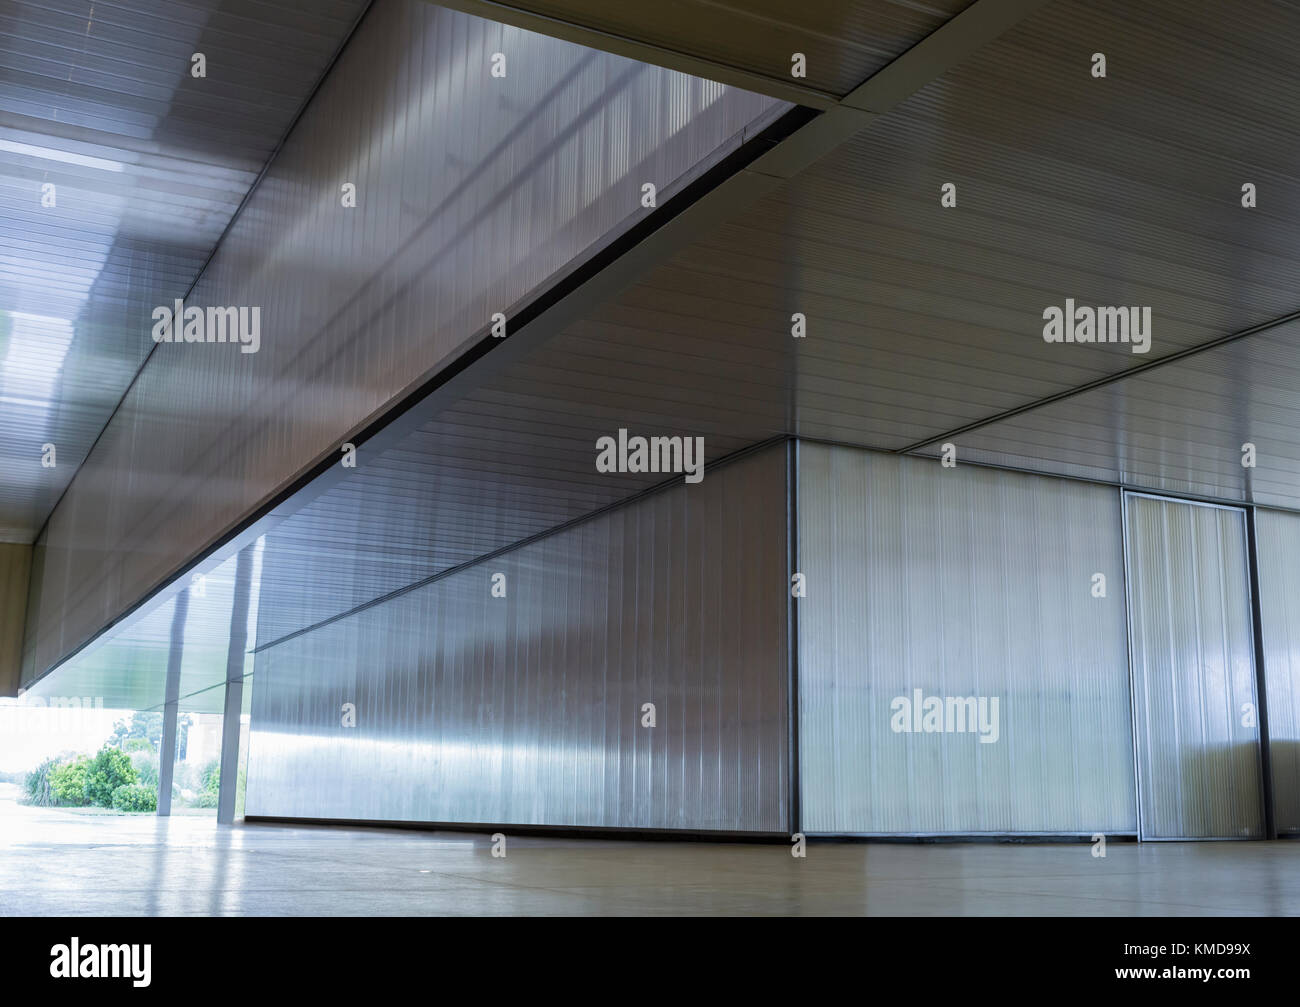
[3,795,1298,915]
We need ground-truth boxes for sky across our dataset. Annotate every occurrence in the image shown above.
[0,699,130,773]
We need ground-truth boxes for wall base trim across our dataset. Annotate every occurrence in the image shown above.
[243,816,788,844]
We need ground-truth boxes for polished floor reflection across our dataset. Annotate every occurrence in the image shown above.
[3,796,1298,916]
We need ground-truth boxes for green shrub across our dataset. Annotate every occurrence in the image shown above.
[193,789,219,808]
[191,760,221,807]
[24,758,59,807]
[83,746,138,808]
[49,756,92,806]
[110,782,157,812]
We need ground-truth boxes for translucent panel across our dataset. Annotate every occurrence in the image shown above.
[798,444,1136,834]
[1247,508,1300,835]
[1124,494,1263,839]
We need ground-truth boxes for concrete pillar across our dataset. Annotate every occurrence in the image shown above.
[155,590,190,817]
[217,548,254,824]
[0,543,32,697]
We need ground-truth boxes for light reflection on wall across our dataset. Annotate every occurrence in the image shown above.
[0,313,74,405]
[245,447,790,833]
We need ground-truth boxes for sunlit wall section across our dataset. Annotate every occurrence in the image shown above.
[246,446,788,833]
[21,0,783,686]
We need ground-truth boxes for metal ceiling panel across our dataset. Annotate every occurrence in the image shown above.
[28,0,1300,706]
[20,0,784,685]
[0,0,369,542]
[214,0,1300,645]
[925,319,1300,508]
[436,0,974,100]
[262,0,1300,520]
[651,0,1300,454]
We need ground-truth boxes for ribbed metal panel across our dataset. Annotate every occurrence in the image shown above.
[573,0,1300,463]
[454,0,972,97]
[245,446,788,832]
[0,0,368,543]
[34,0,1300,698]
[1124,494,1263,839]
[247,405,787,650]
[868,0,1300,504]
[928,315,1300,510]
[25,0,1300,708]
[798,443,1136,834]
[1248,508,1300,835]
[20,0,781,685]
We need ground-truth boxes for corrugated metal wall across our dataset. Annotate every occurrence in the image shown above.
[245,445,789,832]
[20,0,781,686]
[1244,508,1300,835]
[797,444,1136,834]
[1123,494,1263,839]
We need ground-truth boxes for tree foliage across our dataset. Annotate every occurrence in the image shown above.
[83,746,138,807]
[193,760,221,808]
[108,711,192,758]
[23,739,164,813]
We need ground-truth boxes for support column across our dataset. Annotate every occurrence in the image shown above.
[1246,508,1278,840]
[155,590,190,817]
[217,548,254,824]
[0,543,32,697]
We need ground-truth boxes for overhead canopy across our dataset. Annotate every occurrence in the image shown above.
[0,0,370,543]
[18,0,1300,707]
